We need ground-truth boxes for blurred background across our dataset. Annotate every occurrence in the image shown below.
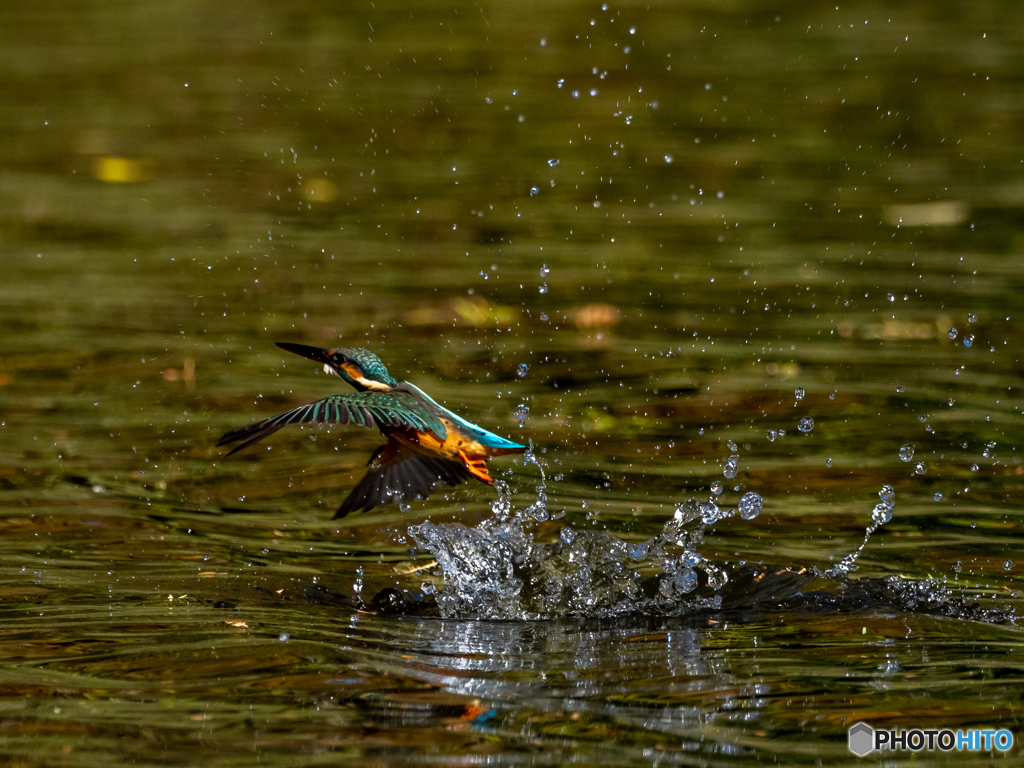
[1,0,1023,764]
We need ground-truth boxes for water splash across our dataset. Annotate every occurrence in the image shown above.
[403,468,1016,625]
[410,455,759,619]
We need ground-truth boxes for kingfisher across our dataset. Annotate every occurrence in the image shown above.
[218,342,526,518]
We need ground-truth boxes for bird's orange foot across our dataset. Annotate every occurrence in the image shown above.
[459,451,493,484]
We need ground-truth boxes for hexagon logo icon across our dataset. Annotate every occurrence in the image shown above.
[848,722,874,756]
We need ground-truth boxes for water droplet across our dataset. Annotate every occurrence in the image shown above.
[681,551,703,567]
[581,500,588,509]
[539,263,550,277]
[699,500,721,524]
[879,484,895,507]
[794,387,805,401]
[738,492,762,520]
[710,481,724,495]
[825,458,832,467]
[1004,560,1013,572]
[766,429,777,442]
[899,444,915,462]
[517,363,529,378]
[933,492,943,502]
[530,186,539,196]
[871,503,893,525]
[967,312,977,323]
[674,569,698,594]
[723,454,739,479]
[970,463,979,472]
[952,560,962,573]
[547,158,560,167]
[560,527,576,544]
[421,582,437,595]
[948,327,958,340]
[478,270,488,280]
[664,154,673,164]
[513,403,530,422]
[538,282,549,294]
[797,416,814,433]
[539,312,548,321]
[886,292,895,302]
[278,633,290,642]
[707,569,727,589]
[727,440,737,451]
[913,462,926,475]
[963,334,974,348]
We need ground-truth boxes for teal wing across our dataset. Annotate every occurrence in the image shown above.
[217,392,447,457]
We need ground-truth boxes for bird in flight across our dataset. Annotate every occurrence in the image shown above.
[218,343,526,518]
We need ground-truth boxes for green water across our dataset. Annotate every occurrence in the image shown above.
[2,0,1024,764]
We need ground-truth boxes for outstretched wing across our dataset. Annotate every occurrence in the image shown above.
[334,440,475,519]
[217,391,447,456]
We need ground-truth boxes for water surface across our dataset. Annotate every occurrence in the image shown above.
[2,0,1024,764]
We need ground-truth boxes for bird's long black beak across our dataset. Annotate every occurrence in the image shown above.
[276,342,332,364]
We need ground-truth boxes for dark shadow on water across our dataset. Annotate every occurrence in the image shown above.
[335,565,1018,626]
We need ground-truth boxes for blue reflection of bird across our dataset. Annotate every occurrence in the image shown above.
[218,343,525,518]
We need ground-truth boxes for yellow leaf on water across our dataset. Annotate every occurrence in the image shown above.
[93,156,152,183]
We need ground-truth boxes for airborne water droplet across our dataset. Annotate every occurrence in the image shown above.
[766,429,777,442]
[871,503,892,525]
[948,327,958,340]
[879,484,896,507]
[933,492,943,501]
[963,334,974,348]
[794,387,805,401]
[797,416,814,433]
[710,481,724,495]
[738,492,762,520]
[723,454,739,479]
[539,263,550,277]
[513,403,530,423]
[517,363,529,377]
[538,282,549,294]
[699,500,721,524]
[674,569,697,594]
[899,443,915,462]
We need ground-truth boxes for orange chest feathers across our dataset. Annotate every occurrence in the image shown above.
[392,419,492,461]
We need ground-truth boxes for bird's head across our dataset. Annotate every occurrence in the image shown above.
[276,342,397,391]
